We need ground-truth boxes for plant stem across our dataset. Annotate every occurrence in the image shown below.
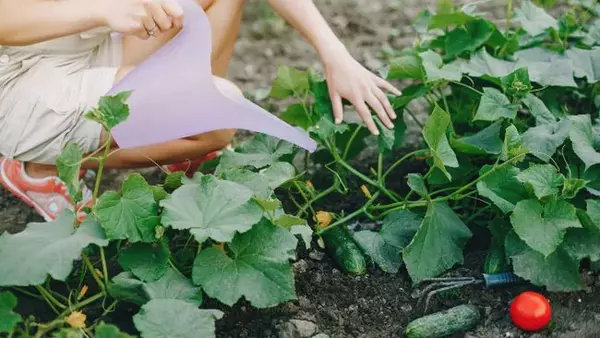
[404,108,424,129]
[377,154,383,180]
[12,287,45,301]
[58,292,106,319]
[343,126,363,160]
[33,319,64,338]
[92,133,112,204]
[450,81,484,96]
[316,192,380,235]
[296,179,340,218]
[99,247,109,286]
[506,0,513,31]
[382,149,428,181]
[337,159,400,202]
[82,253,105,291]
[35,286,66,310]
[293,181,316,216]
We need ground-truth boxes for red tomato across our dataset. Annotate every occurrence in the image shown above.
[510,291,552,331]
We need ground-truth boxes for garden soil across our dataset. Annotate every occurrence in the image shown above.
[2,0,600,337]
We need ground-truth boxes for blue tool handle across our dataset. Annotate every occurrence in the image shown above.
[482,272,522,287]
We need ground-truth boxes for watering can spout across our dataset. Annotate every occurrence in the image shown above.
[108,0,317,152]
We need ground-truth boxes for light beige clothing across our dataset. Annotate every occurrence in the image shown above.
[0,29,122,164]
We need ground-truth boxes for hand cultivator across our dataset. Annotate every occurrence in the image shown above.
[415,272,523,314]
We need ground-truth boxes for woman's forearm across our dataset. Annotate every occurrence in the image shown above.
[0,0,103,46]
[267,0,347,65]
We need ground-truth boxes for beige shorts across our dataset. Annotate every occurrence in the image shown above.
[0,32,122,164]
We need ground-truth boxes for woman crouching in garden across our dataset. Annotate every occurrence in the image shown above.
[0,0,401,221]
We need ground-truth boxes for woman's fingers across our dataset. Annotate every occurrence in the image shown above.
[375,76,402,96]
[373,86,397,120]
[353,99,379,135]
[148,2,173,31]
[162,0,185,28]
[329,90,344,124]
[366,91,394,129]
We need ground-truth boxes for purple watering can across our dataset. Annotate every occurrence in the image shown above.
[109,0,317,152]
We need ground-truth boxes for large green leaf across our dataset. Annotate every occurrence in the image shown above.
[505,231,582,292]
[586,199,600,229]
[84,91,131,130]
[193,219,297,308]
[423,105,459,179]
[565,49,600,83]
[516,164,565,199]
[353,210,421,273]
[0,292,21,334]
[510,199,581,257]
[0,212,108,286]
[280,104,312,130]
[133,299,223,338]
[96,174,160,243]
[269,66,309,99]
[118,242,170,282]
[451,121,503,155]
[522,94,556,125]
[402,202,473,282]
[56,143,83,204]
[108,268,203,306]
[161,175,263,243]
[473,88,518,122]
[428,11,474,30]
[515,0,558,36]
[444,19,495,59]
[217,135,295,172]
[522,119,571,162]
[221,162,296,199]
[459,49,577,88]
[476,165,527,214]
[419,51,463,82]
[386,50,425,80]
[407,174,429,198]
[569,115,600,170]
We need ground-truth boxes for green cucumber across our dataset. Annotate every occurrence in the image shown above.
[483,242,508,274]
[321,226,366,275]
[405,304,481,338]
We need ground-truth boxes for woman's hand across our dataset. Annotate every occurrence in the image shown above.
[323,49,402,136]
[97,0,184,40]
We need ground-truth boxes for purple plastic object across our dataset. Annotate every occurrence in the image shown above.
[109,0,317,152]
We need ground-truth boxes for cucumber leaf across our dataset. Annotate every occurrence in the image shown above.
[522,119,571,162]
[473,88,518,122]
[476,165,527,214]
[108,268,203,306]
[118,242,170,282]
[217,135,295,173]
[510,199,582,257]
[221,162,296,199]
[0,212,108,286]
[505,231,582,292]
[193,219,297,308]
[403,202,473,282]
[95,174,160,243]
[0,292,21,334]
[423,105,459,180]
[133,299,223,338]
[516,164,565,199]
[354,210,421,273]
[161,175,263,243]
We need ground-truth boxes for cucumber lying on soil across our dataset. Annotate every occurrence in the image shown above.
[320,226,366,275]
[405,304,481,338]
